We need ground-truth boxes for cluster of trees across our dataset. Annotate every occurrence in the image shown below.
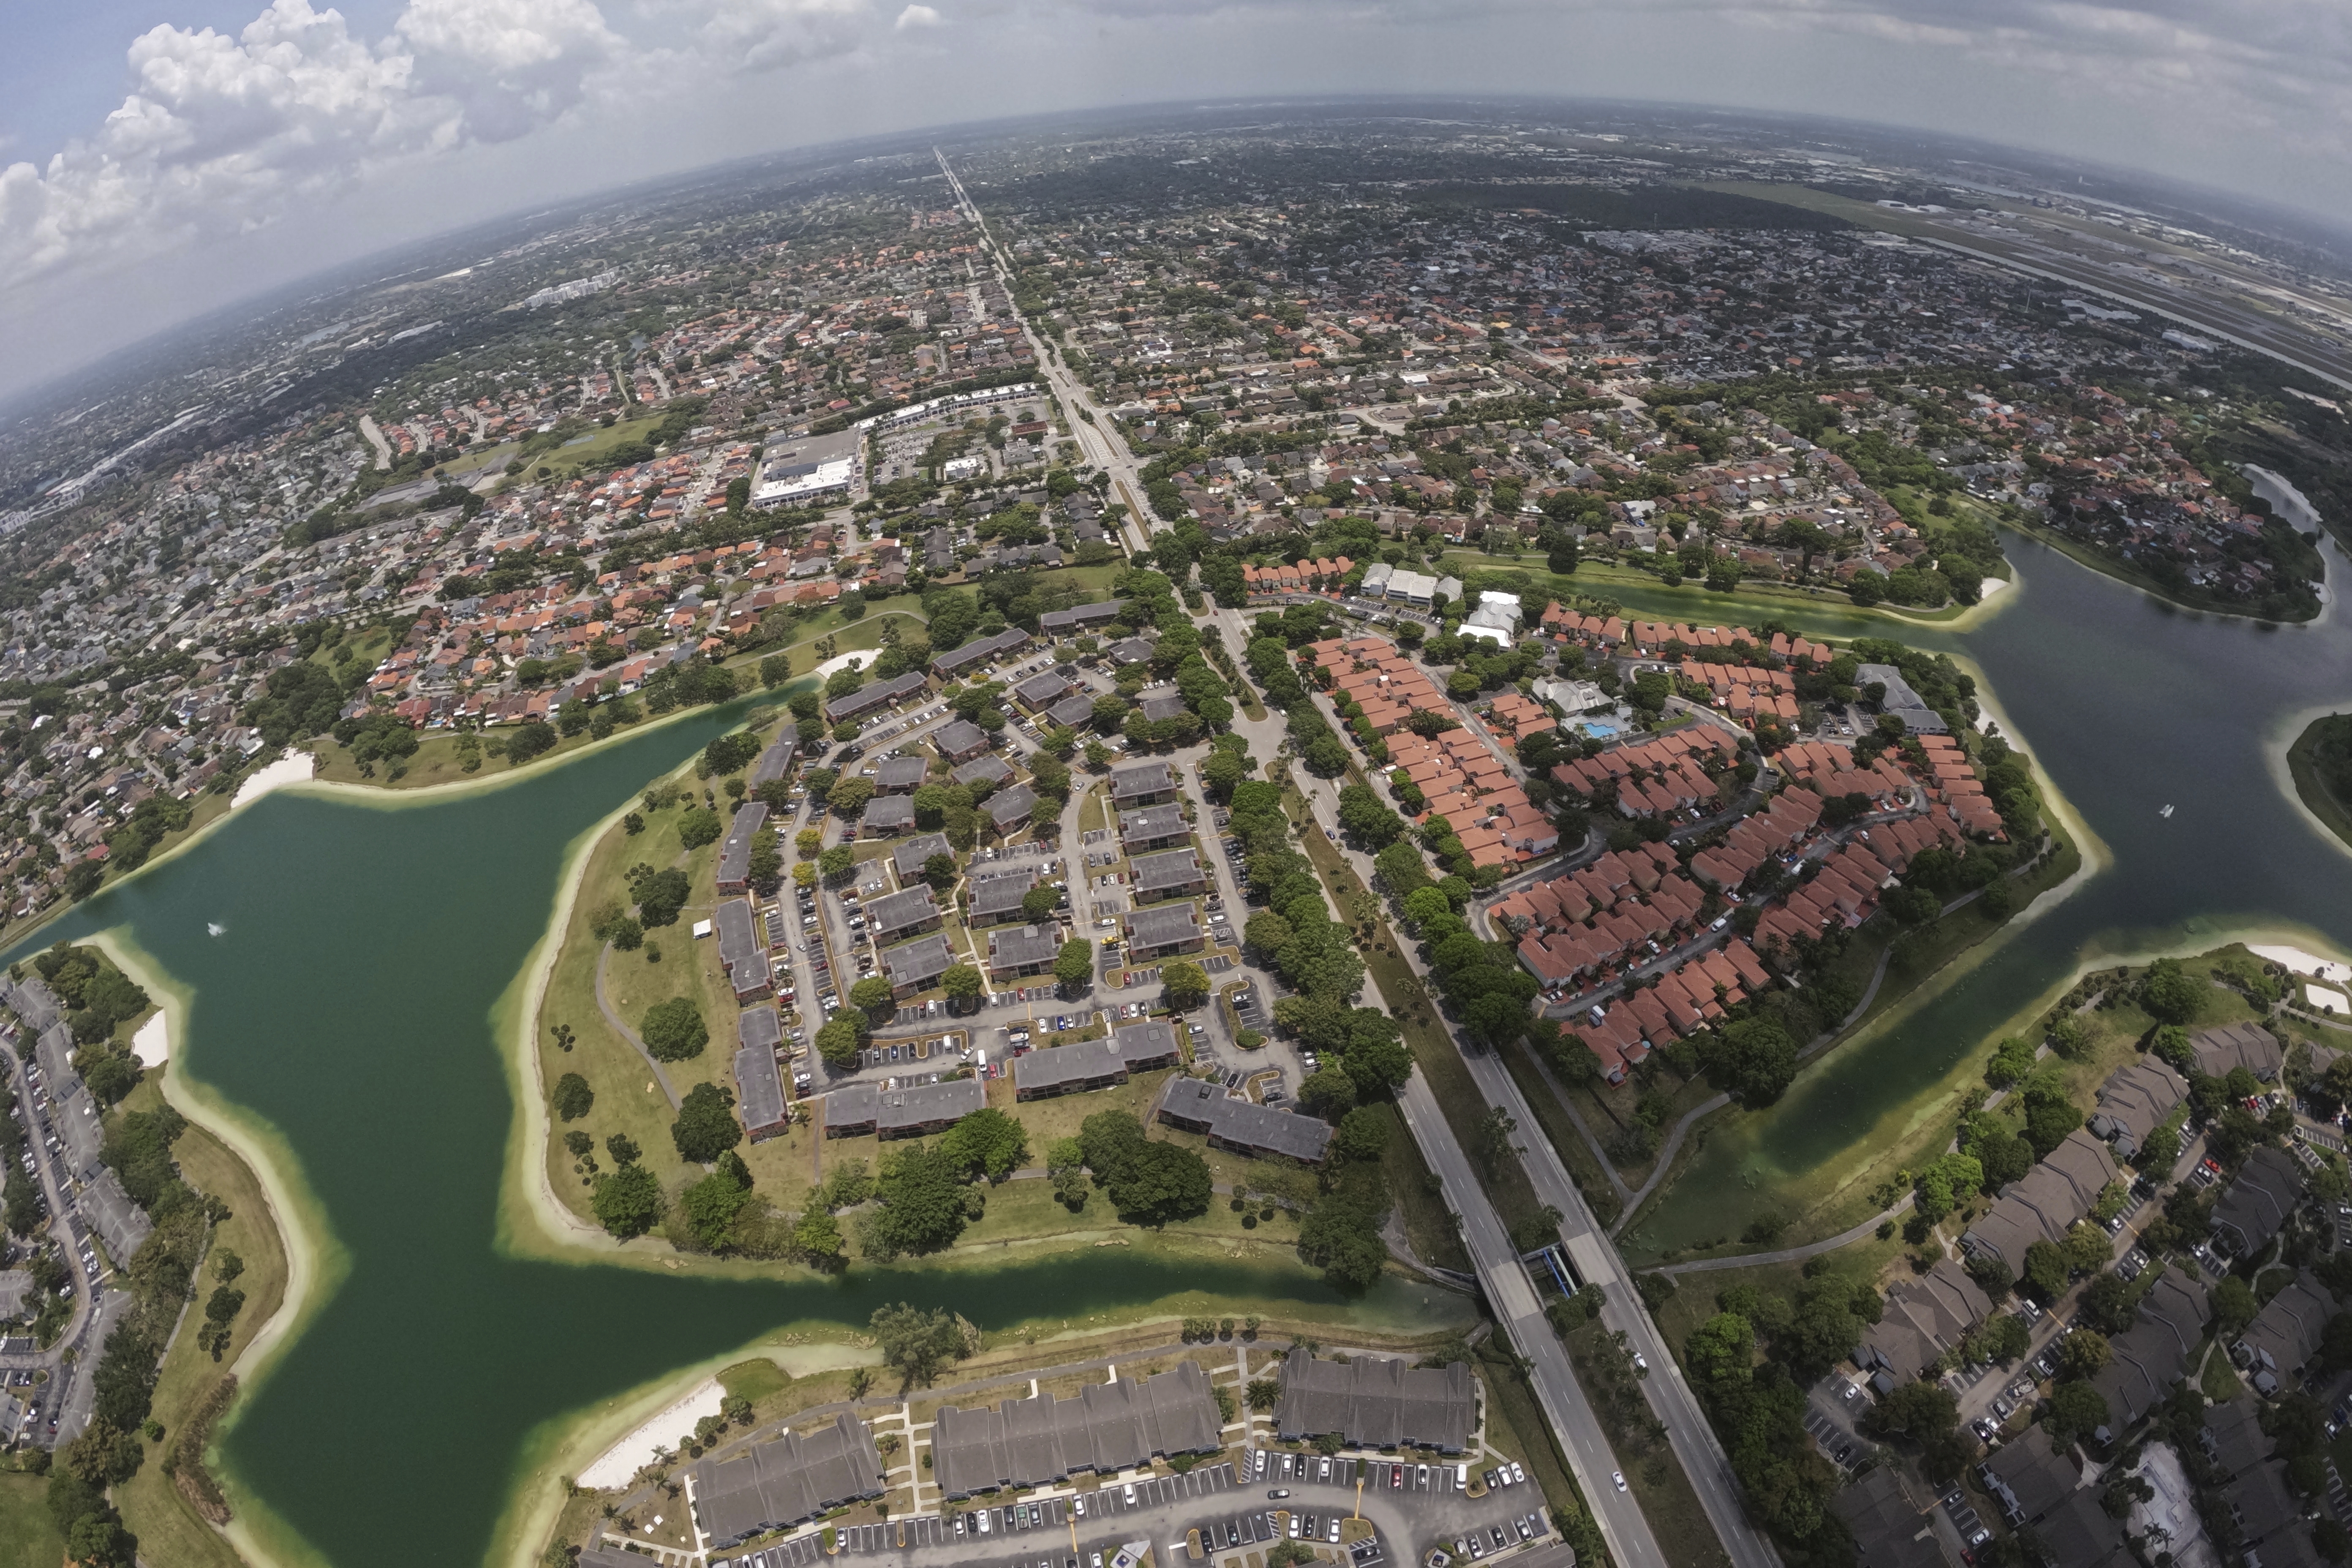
[1683,1290,1850,1548]
[1224,781,1367,1013]
[1390,882,1539,1050]
[35,945,152,1108]
[1296,1103,1397,1290]
[1075,1110,1213,1225]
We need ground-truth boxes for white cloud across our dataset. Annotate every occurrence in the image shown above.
[896,4,945,27]
[648,0,875,73]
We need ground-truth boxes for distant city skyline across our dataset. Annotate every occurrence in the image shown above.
[4,0,2351,398]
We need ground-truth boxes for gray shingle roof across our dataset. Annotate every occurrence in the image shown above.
[882,931,956,989]
[987,782,1040,831]
[1038,600,1128,632]
[1125,904,1201,951]
[691,1414,883,1547]
[931,1362,1219,1499]
[2213,1144,2306,1256]
[1118,803,1190,847]
[892,833,955,879]
[865,885,940,939]
[863,795,917,833]
[1110,760,1174,801]
[934,719,990,757]
[2191,1021,2284,1081]
[827,670,927,721]
[1272,1348,1475,1452]
[875,755,929,792]
[987,925,1061,973]
[954,754,1015,789]
[970,866,1041,921]
[1158,1079,1331,1162]
[1131,848,1206,895]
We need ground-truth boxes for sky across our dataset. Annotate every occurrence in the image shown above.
[6,0,2352,402]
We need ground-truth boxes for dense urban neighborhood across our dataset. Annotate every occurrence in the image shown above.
[3,106,2352,1568]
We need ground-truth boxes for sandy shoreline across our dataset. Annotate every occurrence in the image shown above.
[230,751,316,810]
[576,1379,725,1490]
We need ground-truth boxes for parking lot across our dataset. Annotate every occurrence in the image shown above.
[707,1451,1552,1568]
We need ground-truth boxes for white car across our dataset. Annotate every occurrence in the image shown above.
[1612,1471,1627,1492]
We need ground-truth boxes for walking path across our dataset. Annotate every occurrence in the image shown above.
[594,945,682,1110]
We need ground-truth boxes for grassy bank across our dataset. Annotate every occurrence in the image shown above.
[1425,552,2006,636]
[112,1067,294,1568]
[2287,713,2352,855]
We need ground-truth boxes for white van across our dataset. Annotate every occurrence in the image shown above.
[977,1510,992,1535]
[1455,1463,1469,1489]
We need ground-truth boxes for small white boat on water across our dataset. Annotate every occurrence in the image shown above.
[2159,804,2174,819]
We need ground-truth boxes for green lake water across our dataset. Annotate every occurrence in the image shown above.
[2,707,1388,1568]
[1621,530,2352,1257]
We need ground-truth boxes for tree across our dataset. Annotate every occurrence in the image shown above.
[1330,1105,1391,1163]
[2211,1274,2258,1341]
[850,976,897,1019]
[641,998,709,1062]
[1472,1105,1520,1180]
[938,1108,1029,1182]
[1299,1068,1358,1122]
[2062,1221,2111,1276]
[941,964,985,1009]
[680,1160,752,1251]
[678,808,723,850]
[2140,957,2209,1024]
[795,1209,847,1269]
[1298,1182,1391,1290]
[869,1302,977,1389]
[828,776,877,817]
[1707,1016,1797,1107]
[551,1072,593,1122]
[1054,940,1094,990]
[1021,884,1060,923]
[2042,1381,2110,1448]
[2056,1328,2112,1380]
[816,1017,865,1069]
[2022,1240,2070,1301]
[1162,960,1210,1011]
[819,844,855,881]
[592,1162,662,1239]
[1246,1377,1282,1412]
[1108,1140,1213,1225]
[672,1082,744,1163]
[863,1143,973,1256]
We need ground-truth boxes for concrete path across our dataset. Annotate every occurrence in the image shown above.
[594,944,682,1110]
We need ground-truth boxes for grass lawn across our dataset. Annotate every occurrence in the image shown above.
[2201,1342,2245,1402]
[495,415,671,485]
[1287,795,1556,1225]
[0,1475,65,1568]
[112,1069,293,1568]
[1428,552,1974,637]
[535,765,742,1222]
[2288,714,2352,855]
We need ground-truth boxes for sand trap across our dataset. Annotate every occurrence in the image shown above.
[577,1378,726,1491]
[231,751,316,809]
[2248,943,2352,988]
[130,1013,170,1067]
[2307,983,2350,1015]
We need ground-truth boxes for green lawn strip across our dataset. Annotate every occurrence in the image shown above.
[2201,1342,2246,1402]
[112,1073,293,1568]
[1287,802,1552,1221]
[1429,552,1971,631]
[1374,1103,1475,1275]
[1555,1317,1731,1568]
[1496,1037,1624,1228]
[2288,715,2352,853]
[0,1475,66,1568]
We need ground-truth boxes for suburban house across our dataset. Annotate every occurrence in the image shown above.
[1038,600,1128,636]
[892,833,954,881]
[986,783,1039,835]
[933,719,993,763]
[954,754,1015,790]
[1013,670,1077,711]
[2190,1021,2284,1081]
[2085,1058,2188,1161]
[862,795,917,836]
[1959,1130,2117,1271]
[1853,1260,1990,1389]
[2088,1268,2210,1429]
[874,755,928,793]
[1979,1427,2130,1568]
[2235,1269,2332,1393]
[1827,1467,1941,1568]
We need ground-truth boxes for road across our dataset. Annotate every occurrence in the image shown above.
[934,149,1155,555]
[1248,697,1780,1568]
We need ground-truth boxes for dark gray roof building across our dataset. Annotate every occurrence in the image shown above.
[2202,1397,2270,1478]
[749,723,800,787]
[1039,600,1128,634]
[882,931,956,996]
[931,628,1031,678]
[987,783,1040,834]
[954,754,1015,789]
[1272,1347,1475,1452]
[2213,1144,2306,1256]
[866,886,942,942]
[715,898,773,1002]
[1960,1130,2116,1269]
[735,1008,789,1143]
[1855,663,1950,735]
[2238,1269,2332,1392]
[83,1170,153,1267]
[986,925,1062,977]
[1158,1079,1332,1163]
[827,670,928,723]
[930,1362,1219,1500]
[1125,904,1203,956]
[1110,760,1175,804]
[1138,693,1187,723]
[1130,849,1207,901]
[862,795,917,836]
[934,719,991,762]
[1854,1259,1990,1384]
[2191,1021,2284,1081]
[1979,1425,2077,1527]
[970,866,1041,923]
[823,1077,986,1138]
[2089,1267,2208,1429]
[1010,1020,1183,1100]
[893,833,955,880]
[875,755,929,792]
[691,1413,884,1548]
[1013,670,1076,710]
[1119,803,1190,850]
[1047,693,1098,730]
[1828,1466,1943,1568]
[2087,1058,2187,1160]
